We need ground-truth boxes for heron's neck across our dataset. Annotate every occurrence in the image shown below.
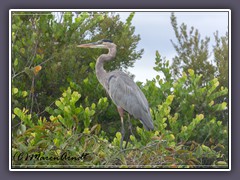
[95,46,116,87]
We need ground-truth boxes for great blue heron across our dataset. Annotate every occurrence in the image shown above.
[77,39,154,149]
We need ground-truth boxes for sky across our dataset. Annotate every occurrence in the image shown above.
[117,11,229,82]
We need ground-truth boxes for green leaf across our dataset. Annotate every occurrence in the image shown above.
[14,58,18,66]
[217,121,222,126]
[20,124,26,133]
[201,144,212,152]
[20,48,25,54]
[89,62,95,70]
[221,102,227,109]
[216,161,228,165]
[166,95,175,105]
[72,91,81,100]
[196,146,203,157]
[91,103,96,109]
[83,128,90,134]
[85,107,90,116]
[13,88,18,95]
[64,106,70,113]
[22,91,28,97]
[188,69,194,76]
[53,138,60,147]
[83,78,88,84]
[49,115,55,121]
[55,100,63,109]
[196,114,204,121]
[13,107,21,117]
[116,132,122,140]
[103,97,107,102]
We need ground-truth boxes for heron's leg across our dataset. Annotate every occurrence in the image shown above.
[124,114,134,149]
[120,116,125,150]
[117,107,125,150]
[127,114,134,136]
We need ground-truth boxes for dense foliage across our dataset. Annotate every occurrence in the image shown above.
[11,12,229,169]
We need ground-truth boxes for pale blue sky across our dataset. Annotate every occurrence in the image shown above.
[118,11,229,82]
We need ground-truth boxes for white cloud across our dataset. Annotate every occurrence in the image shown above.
[117,11,229,82]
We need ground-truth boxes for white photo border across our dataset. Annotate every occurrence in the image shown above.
[9,9,231,171]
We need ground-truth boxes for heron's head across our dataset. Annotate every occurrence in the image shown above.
[77,39,115,49]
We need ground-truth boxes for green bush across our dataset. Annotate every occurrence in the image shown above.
[12,54,228,168]
[11,12,228,169]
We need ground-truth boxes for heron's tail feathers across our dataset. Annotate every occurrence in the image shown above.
[140,111,154,131]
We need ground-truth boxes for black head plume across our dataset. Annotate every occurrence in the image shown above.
[101,39,113,43]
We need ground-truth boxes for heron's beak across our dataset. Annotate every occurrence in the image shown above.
[77,42,105,49]
[77,43,95,48]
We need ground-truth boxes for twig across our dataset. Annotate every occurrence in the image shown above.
[27,18,39,68]
[27,42,38,68]
[12,56,55,80]
[12,67,16,77]
[34,98,58,117]
[39,56,55,66]
[12,70,26,79]
[105,140,161,165]
[30,77,35,114]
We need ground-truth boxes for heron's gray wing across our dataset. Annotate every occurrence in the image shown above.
[107,71,154,130]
